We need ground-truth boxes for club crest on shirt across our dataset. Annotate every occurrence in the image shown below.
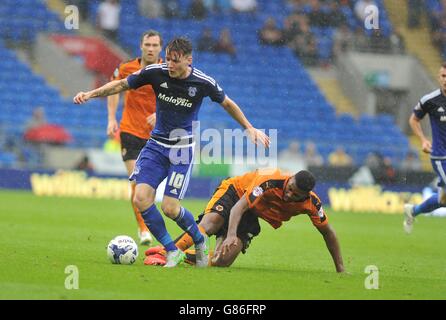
[188,87,197,97]
[215,205,224,212]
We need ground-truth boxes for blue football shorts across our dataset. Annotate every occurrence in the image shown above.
[431,159,446,188]
[129,139,194,200]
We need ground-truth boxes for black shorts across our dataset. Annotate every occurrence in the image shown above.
[198,184,261,254]
[120,132,147,161]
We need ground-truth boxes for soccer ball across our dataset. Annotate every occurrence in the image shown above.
[107,235,138,265]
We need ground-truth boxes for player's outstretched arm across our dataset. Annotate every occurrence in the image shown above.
[409,113,432,153]
[220,96,270,148]
[73,79,130,104]
[221,195,249,256]
[317,223,345,273]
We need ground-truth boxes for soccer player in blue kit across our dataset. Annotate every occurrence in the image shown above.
[404,63,446,233]
[74,37,270,267]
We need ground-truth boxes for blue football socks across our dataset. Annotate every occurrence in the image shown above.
[174,207,204,245]
[141,204,177,252]
[413,193,442,217]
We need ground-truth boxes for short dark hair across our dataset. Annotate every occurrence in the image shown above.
[294,170,316,192]
[166,37,193,56]
[140,30,163,46]
[442,62,446,69]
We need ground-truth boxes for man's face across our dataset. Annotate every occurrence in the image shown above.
[165,50,192,79]
[439,67,446,92]
[283,177,310,202]
[140,35,162,65]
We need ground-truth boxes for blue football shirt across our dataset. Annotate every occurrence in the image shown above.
[413,88,446,158]
[127,63,226,140]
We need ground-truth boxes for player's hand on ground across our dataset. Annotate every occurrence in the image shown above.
[107,119,119,139]
[421,139,432,153]
[247,127,270,148]
[73,91,91,104]
[146,114,156,128]
[221,236,238,256]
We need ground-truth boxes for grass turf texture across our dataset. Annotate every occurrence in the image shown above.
[0,190,445,300]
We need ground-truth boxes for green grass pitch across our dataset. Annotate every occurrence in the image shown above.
[0,190,445,300]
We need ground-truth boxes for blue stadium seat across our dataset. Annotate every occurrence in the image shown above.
[0,152,17,168]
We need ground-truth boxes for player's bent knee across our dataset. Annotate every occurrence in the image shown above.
[133,194,153,211]
[133,184,156,211]
[199,221,215,236]
[200,212,224,235]
[132,195,143,209]
[161,203,180,219]
[133,197,150,211]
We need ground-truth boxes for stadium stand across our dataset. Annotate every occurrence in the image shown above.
[89,0,408,164]
[0,38,110,167]
[425,0,446,58]
[0,0,410,168]
[0,0,68,43]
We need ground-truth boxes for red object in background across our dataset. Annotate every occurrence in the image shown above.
[50,34,125,87]
[24,124,72,144]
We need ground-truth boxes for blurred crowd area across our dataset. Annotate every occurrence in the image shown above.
[0,0,440,178]
[73,0,405,67]
[424,0,446,59]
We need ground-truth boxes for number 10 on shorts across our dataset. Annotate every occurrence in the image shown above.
[168,172,185,189]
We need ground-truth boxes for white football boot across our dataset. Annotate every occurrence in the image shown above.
[138,230,153,246]
[195,235,209,268]
[403,204,415,234]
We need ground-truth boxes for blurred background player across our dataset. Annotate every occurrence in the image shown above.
[146,169,345,273]
[96,0,121,42]
[74,37,270,267]
[107,30,163,245]
[405,62,446,233]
